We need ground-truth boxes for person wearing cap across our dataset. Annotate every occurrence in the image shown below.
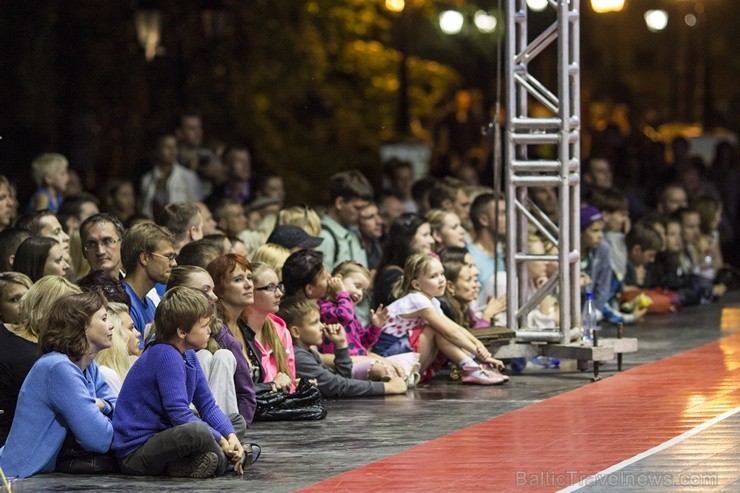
[267,225,323,253]
[580,205,612,313]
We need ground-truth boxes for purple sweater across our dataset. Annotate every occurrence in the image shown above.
[213,324,257,425]
[317,292,381,356]
[111,343,234,459]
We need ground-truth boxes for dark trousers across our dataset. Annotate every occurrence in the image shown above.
[119,413,248,476]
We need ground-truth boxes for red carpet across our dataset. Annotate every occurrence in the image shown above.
[299,333,740,492]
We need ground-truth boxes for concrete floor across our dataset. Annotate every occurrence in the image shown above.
[10,291,739,493]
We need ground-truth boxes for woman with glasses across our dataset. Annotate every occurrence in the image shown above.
[208,255,295,421]
[241,262,296,395]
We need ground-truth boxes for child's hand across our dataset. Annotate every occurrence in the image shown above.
[383,376,408,395]
[482,296,506,321]
[633,306,649,321]
[475,343,492,361]
[272,372,294,392]
[580,273,592,288]
[326,275,345,299]
[370,304,388,327]
[481,357,505,371]
[323,323,347,348]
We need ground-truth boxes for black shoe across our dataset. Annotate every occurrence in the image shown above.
[166,451,218,478]
[244,443,261,467]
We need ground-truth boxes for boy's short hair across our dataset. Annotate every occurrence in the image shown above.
[588,188,628,213]
[121,223,175,274]
[31,153,68,187]
[277,296,319,328]
[671,207,699,225]
[154,286,213,342]
[328,170,374,205]
[469,192,498,233]
[282,249,325,296]
[0,228,30,271]
[159,202,201,237]
[176,239,222,268]
[625,222,662,251]
[428,177,467,210]
[15,210,55,236]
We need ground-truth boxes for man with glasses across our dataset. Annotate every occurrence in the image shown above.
[79,213,126,279]
[121,223,177,347]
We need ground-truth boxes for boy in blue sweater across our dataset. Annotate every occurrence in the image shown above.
[112,287,260,478]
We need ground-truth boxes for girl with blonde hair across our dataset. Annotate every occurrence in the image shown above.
[250,243,290,280]
[96,302,141,395]
[0,272,32,324]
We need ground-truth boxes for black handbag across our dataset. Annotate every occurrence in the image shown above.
[254,379,327,421]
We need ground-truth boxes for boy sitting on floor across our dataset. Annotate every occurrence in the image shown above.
[112,287,260,478]
[277,297,407,398]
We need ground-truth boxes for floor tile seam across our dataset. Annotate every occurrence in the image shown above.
[555,407,740,493]
[298,336,739,492]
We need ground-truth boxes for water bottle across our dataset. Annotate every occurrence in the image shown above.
[582,291,598,345]
[699,248,715,304]
[530,356,560,369]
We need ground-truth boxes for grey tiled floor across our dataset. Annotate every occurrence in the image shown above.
[8,292,740,492]
[577,411,740,492]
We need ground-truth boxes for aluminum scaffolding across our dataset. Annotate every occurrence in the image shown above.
[495,0,637,371]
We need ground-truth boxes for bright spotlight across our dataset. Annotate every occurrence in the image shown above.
[474,10,497,33]
[385,0,405,13]
[527,0,548,12]
[439,10,464,35]
[644,9,668,32]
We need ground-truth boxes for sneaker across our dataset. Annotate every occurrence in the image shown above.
[460,366,507,385]
[166,451,218,478]
[480,363,510,382]
[245,443,261,466]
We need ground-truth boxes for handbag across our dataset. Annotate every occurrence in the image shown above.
[254,378,327,421]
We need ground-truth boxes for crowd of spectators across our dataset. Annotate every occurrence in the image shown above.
[0,108,737,481]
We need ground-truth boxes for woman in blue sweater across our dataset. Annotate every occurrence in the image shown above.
[0,290,116,478]
[112,287,259,478]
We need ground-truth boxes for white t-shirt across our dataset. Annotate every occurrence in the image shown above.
[98,365,123,396]
[381,292,443,337]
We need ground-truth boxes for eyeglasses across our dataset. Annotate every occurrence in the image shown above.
[150,251,177,263]
[255,282,284,293]
[83,238,120,252]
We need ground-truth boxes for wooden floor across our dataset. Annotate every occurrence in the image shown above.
[11,292,740,493]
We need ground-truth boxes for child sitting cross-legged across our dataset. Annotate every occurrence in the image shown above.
[112,287,260,478]
[277,297,407,397]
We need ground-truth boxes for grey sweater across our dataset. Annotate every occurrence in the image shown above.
[293,345,385,398]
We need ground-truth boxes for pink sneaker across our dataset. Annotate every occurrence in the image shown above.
[461,366,508,385]
[481,363,510,382]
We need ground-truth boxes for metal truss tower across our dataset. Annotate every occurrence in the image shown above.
[504,0,581,342]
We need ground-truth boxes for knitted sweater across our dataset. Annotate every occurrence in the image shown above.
[317,292,381,356]
[0,352,116,478]
[111,343,234,459]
